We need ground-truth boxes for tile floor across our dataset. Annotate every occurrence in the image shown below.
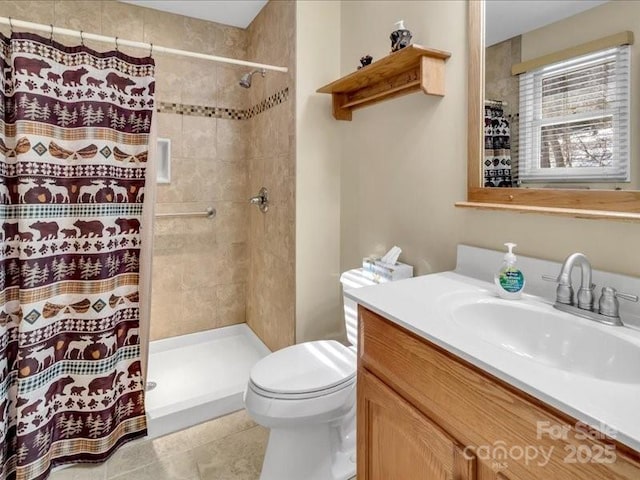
[50,410,267,480]
[51,409,357,480]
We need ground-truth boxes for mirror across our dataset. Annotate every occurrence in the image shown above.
[485,0,637,190]
[459,0,640,220]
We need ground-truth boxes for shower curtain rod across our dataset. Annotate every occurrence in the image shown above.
[0,16,288,73]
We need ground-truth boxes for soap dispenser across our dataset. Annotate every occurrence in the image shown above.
[390,20,412,52]
[494,243,525,299]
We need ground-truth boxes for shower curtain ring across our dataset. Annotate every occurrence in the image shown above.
[8,17,13,33]
[149,43,153,57]
[79,30,84,46]
[49,24,54,42]
[115,36,119,51]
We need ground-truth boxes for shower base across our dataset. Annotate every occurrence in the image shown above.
[145,323,270,439]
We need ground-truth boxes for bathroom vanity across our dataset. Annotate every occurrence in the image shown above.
[348,247,640,480]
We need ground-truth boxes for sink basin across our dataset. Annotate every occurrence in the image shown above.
[445,294,640,384]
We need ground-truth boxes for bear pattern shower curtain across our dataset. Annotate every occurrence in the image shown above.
[0,32,153,479]
[484,103,512,187]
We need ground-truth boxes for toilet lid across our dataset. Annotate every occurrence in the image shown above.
[250,340,356,395]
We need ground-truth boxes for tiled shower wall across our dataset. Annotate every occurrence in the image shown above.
[485,36,521,115]
[148,19,250,341]
[246,1,296,351]
[0,1,296,346]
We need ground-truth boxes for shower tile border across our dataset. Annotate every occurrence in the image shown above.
[156,87,289,121]
[244,88,289,118]
[156,103,245,120]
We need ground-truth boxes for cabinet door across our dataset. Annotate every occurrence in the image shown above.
[358,368,476,480]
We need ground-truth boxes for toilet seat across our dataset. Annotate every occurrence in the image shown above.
[244,269,379,480]
[248,375,355,400]
[249,340,356,399]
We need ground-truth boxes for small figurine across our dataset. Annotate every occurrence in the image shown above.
[357,55,373,70]
[390,20,412,52]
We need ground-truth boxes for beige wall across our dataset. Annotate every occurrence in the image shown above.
[520,1,640,61]
[340,0,469,278]
[337,0,640,309]
[246,0,296,351]
[295,1,343,343]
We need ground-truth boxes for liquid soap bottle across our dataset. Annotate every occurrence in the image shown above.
[390,20,412,52]
[494,243,525,299]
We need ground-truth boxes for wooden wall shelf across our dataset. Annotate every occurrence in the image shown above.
[317,44,451,121]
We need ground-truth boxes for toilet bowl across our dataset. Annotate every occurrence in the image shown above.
[244,268,382,480]
[244,340,356,480]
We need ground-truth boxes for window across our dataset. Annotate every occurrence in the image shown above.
[519,45,630,182]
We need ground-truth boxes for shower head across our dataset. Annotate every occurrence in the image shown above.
[239,69,266,88]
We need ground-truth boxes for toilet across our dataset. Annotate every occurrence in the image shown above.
[243,268,378,480]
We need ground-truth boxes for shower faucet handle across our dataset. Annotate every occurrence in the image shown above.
[249,187,269,213]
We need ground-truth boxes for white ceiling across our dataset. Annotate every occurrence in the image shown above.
[486,0,609,46]
[120,0,268,29]
[121,1,610,43]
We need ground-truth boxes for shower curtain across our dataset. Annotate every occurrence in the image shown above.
[0,32,153,479]
[484,103,512,187]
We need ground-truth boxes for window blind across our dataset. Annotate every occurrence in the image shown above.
[519,45,630,182]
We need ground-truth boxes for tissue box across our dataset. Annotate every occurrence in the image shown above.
[362,257,413,282]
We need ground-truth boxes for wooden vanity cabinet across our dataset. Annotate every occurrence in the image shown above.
[357,306,640,480]
[358,368,476,479]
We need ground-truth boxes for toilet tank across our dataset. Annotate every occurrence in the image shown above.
[339,268,386,347]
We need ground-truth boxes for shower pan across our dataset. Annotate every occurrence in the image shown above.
[138,1,294,441]
[145,324,269,438]
[143,66,275,437]
[143,201,269,439]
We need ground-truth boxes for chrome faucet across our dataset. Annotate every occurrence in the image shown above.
[544,252,638,326]
[555,252,594,310]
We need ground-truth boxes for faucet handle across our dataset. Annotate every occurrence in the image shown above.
[616,291,639,303]
[542,274,573,305]
[598,287,638,319]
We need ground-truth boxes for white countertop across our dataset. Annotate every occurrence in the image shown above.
[346,271,640,452]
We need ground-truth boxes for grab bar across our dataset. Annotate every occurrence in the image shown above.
[155,207,216,219]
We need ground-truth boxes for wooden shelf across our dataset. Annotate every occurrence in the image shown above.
[317,44,451,121]
[455,201,640,222]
